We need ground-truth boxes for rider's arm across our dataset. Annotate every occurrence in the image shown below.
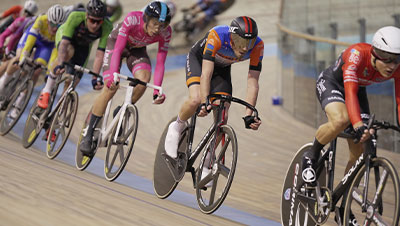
[1,5,22,19]
[343,61,363,128]
[394,78,400,127]
[109,5,122,24]
[92,20,112,77]
[246,40,264,115]
[153,26,172,89]
[0,27,12,48]
[19,17,42,61]
[200,59,214,103]
[92,50,105,75]
[107,19,128,76]
[56,39,71,66]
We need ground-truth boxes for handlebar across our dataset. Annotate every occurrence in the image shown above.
[63,62,102,78]
[113,72,163,95]
[19,56,47,71]
[205,93,259,118]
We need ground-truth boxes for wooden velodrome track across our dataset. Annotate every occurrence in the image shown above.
[1,0,400,225]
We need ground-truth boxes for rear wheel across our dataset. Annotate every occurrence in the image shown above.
[195,125,238,214]
[104,105,138,181]
[46,91,78,159]
[344,157,400,226]
[0,79,34,135]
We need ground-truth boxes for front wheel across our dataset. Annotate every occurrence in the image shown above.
[195,124,238,214]
[0,79,34,135]
[344,157,400,226]
[22,93,46,148]
[104,105,138,181]
[46,91,78,159]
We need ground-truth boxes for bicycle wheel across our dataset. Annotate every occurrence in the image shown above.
[22,93,46,148]
[104,105,138,181]
[75,109,102,171]
[0,79,34,135]
[153,116,189,199]
[344,157,400,226]
[46,91,78,159]
[195,124,238,214]
[280,143,328,226]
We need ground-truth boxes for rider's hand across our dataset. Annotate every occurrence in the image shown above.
[354,125,374,143]
[53,64,65,75]
[153,90,166,104]
[242,115,262,130]
[198,103,211,117]
[104,72,119,89]
[92,77,103,90]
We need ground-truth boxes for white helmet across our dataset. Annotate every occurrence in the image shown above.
[372,26,400,54]
[24,0,38,16]
[47,4,66,25]
[105,0,119,7]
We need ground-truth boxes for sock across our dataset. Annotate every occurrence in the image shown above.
[42,73,57,94]
[86,114,102,139]
[14,92,26,108]
[175,115,186,131]
[0,72,12,90]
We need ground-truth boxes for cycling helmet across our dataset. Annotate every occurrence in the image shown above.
[144,1,171,23]
[229,16,258,39]
[87,0,107,18]
[47,4,66,25]
[105,0,119,7]
[371,26,400,64]
[24,0,38,16]
[160,0,176,19]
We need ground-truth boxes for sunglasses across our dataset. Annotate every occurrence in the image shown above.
[49,22,61,28]
[372,48,400,64]
[87,17,104,25]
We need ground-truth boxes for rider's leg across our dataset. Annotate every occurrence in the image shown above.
[0,53,20,92]
[131,68,151,104]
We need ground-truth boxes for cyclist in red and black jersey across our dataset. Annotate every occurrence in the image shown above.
[302,26,400,225]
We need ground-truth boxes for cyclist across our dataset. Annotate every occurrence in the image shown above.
[0,5,65,117]
[0,0,38,73]
[0,5,23,33]
[301,26,400,225]
[164,16,263,183]
[79,1,173,156]
[178,0,235,38]
[63,3,86,18]
[36,0,113,110]
[103,0,123,23]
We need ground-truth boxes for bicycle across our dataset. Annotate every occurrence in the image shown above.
[280,114,400,226]
[0,56,46,135]
[75,72,163,181]
[22,62,100,159]
[153,93,259,214]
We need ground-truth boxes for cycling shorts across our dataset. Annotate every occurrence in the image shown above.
[17,27,54,65]
[197,0,222,19]
[185,50,232,95]
[103,37,151,75]
[316,71,370,119]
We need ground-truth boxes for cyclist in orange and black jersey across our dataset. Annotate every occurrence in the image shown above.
[164,16,263,161]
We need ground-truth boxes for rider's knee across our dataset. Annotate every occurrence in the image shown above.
[330,115,350,131]
[189,95,201,108]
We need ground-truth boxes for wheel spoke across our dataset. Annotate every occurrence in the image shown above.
[197,170,213,189]
[208,175,219,205]
[217,136,230,162]
[118,145,125,163]
[219,163,230,178]
[372,168,388,205]
[350,187,364,207]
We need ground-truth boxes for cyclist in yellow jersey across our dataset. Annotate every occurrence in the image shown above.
[0,5,65,117]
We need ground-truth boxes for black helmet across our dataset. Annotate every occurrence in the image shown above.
[144,1,171,23]
[86,0,106,18]
[229,16,258,39]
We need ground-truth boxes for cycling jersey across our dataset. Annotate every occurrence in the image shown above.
[320,43,400,126]
[185,25,263,88]
[0,16,32,53]
[1,5,22,19]
[106,5,122,24]
[61,11,113,51]
[20,14,56,65]
[103,11,171,88]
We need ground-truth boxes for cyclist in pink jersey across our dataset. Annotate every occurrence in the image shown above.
[80,1,173,155]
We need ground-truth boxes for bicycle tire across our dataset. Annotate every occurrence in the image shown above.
[75,109,102,171]
[195,124,238,214]
[153,116,189,199]
[22,93,45,148]
[0,79,34,135]
[104,105,138,181]
[280,143,327,226]
[46,91,79,159]
[344,157,400,226]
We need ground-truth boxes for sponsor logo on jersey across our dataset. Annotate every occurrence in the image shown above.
[349,49,360,64]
